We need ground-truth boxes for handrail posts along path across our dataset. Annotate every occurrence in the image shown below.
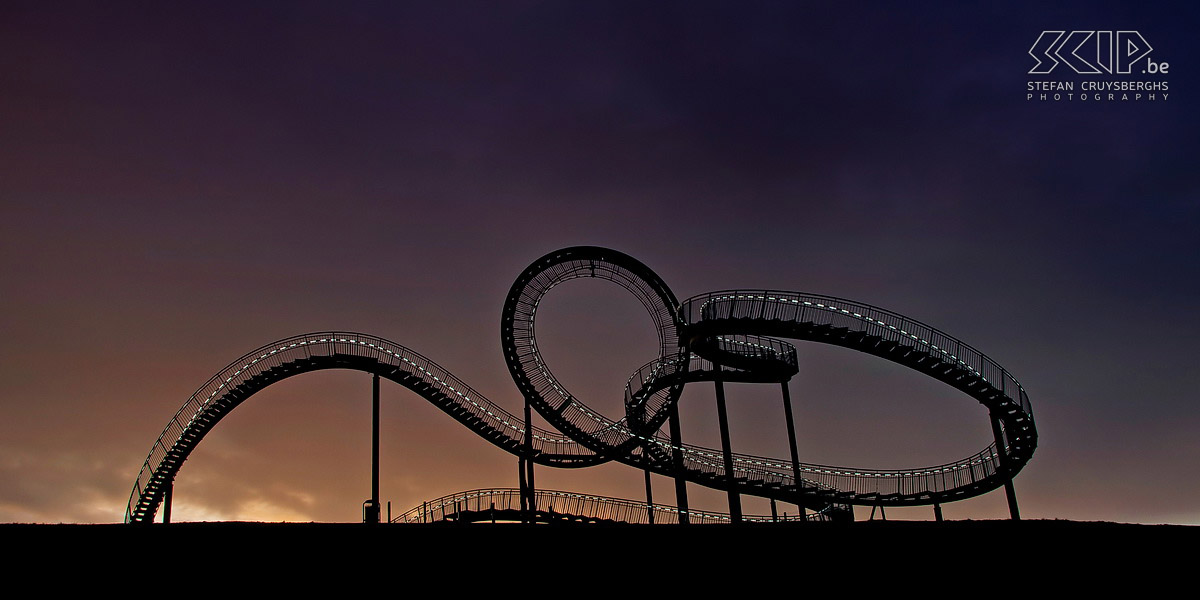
[126,247,1035,523]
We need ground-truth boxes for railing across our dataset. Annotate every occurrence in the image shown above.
[392,488,820,525]
[681,291,1034,419]
[129,249,1036,524]
[127,332,601,522]
[503,252,683,458]
[516,284,1027,499]
[701,334,799,373]
[670,290,1035,498]
[498,250,1031,508]
[130,314,1029,523]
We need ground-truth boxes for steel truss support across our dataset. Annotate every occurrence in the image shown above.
[373,374,380,517]
[124,248,1038,525]
[644,468,655,524]
[781,380,805,519]
[517,456,527,516]
[364,373,381,524]
[990,411,1021,520]
[714,368,742,523]
[525,458,536,517]
[520,397,536,523]
[668,403,690,524]
[162,480,172,524]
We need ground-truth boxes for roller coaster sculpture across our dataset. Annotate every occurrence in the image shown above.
[126,247,1037,524]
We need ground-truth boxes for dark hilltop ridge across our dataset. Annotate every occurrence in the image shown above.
[5,519,1193,572]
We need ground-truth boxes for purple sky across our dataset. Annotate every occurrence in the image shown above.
[1,1,1197,524]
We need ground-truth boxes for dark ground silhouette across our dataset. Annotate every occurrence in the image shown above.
[6,519,1193,576]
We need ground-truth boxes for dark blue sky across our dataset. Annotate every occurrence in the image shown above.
[1,1,1196,523]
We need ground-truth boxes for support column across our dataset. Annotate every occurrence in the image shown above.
[990,412,1021,521]
[521,398,536,523]
[372,373,380,510]
[518,456,528,516]
[162,480,172,524]
[714,369,742,523]
[526,454,536,516]
[781,380,805,519]
[668,404,690,524]
[362,373,382,524]
[934,502,943,523]
[644,468,655,524]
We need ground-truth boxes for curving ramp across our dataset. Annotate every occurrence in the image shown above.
[126,246,1036,523]
[393,488,826,525]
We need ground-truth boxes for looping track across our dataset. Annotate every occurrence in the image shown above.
[126,246,1036,523]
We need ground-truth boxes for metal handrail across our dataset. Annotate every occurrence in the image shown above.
[126,332,596,522]
[682,290,1033,417]
[392,488,822,524]
[128,251,1035,522]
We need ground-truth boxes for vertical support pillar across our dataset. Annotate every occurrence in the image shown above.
[990,412,1021,521]
[668,404,690,524]
[517,456,528,515]
[521,398,536,523]
[644,468,655,524]
[714,369,742,523]
[526,455,536,516]
[770,498,778,522]
[372,373,380,509]
[162,480,173,524]
[933,502,943,523]
[1002,479,1020,520]
[364,373,381,524]
[781,380,805,519]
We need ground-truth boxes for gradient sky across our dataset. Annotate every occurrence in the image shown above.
[1,1,1196,524]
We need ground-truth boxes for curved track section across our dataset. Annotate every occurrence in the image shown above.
[125,333,601,523]
[500,246,685,455]
[679,290,1036,505]
[127,247,1036,523]
[393,488,823,525]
